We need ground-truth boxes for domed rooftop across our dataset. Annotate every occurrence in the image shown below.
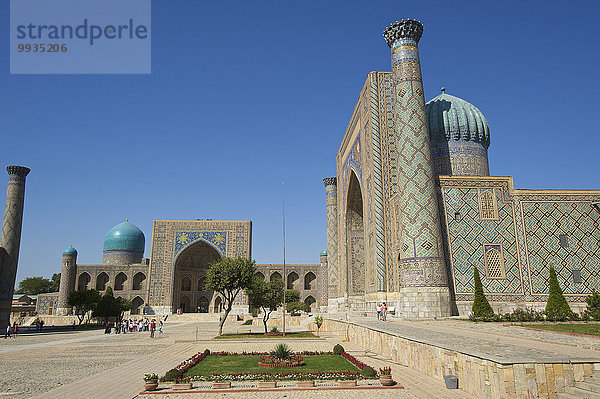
[426,88,490,148]
[63,245,77,255]
[320,249,327,255]
[103,220,145,252]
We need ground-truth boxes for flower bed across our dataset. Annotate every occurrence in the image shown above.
[160,350,373,382]
[258,354,305,368]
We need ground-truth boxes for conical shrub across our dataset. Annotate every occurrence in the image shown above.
[472,266,493,318]
[545,264,572,319]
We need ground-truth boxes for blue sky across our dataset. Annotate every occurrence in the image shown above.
[3,0,600,285]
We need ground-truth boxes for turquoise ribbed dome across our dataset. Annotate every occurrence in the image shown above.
[320,250,327,255]
[63,246,77,255]
[426,89,490,148]
[103,220,145,252]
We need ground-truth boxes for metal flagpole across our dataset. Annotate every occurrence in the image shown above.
[282,181,286,337]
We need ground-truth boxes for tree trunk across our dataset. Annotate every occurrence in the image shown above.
[218,305,232,336]
[262,307,268,334]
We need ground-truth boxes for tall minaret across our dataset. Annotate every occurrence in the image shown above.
[383,19,450,317]
[322,177,339,310]
[56,246,78,315]
[0,165,31,329]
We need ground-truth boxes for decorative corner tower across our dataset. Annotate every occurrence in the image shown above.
[56,246,78,315]
[383,19,450,317]
[323,177,339,311]
[0,165,30,330]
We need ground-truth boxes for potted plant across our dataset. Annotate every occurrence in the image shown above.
[211,374,231,389]
[172,375,193,390]
[143,373,159,391]
[379,367,394,386]
[257,374,277,388]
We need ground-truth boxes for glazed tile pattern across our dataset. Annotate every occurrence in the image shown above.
[0,166,30,329]
[439,176,600,306]
[390,34,447,287]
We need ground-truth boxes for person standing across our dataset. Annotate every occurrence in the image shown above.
[158,320,163,335]
[381,302,387,321]
[376,303,382,320]
[149,319,156,338]
[13,322,18,337]
[4,324,11,339]
[72,320,76,331]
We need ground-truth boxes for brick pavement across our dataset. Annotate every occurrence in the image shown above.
[3,319,476,399]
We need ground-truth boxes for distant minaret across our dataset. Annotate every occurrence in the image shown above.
[0,165,31,329]
[56,246,78,315]
[383,19,450,317]
[322,177,339,310]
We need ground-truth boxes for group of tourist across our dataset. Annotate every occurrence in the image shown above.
[376,302,388,321]
[4,322,19,339]
[104,318,163,337]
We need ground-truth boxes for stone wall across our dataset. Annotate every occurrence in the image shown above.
[314,318,599,399]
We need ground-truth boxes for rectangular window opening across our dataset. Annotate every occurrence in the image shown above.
[559,234,569,248]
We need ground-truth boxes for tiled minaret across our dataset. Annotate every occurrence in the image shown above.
[383,20,450,317]
[0,165,30,329]
[323,177,339,310]
[56,246,78,315]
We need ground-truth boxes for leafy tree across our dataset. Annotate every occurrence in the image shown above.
[246,277,283,334]
[93,287,122,325]
[285,289,300,304]
[286,301,306,315]
[205,256,257,336]
[472,266,493,318]
[50,273,61,292]
[118,297,132,321]
[546,264,572,319]
[15,276,53,295]
[314,315,323,337]
[68,289,101,325]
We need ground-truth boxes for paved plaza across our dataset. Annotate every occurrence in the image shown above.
[2,317,600,399]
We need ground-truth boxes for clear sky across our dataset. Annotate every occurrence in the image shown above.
[3,0,600,286]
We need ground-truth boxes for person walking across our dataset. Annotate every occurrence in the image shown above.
[376,303,382,320]
[4,324,11,339]
[158,320,163,335]
[13,322,18,337]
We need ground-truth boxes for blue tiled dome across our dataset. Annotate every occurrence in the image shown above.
[320,250,328,255]
[63,245,77,255]
[426,89,490,149]
[103,220,145,252]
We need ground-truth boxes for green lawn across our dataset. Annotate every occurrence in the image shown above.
[521,323,600,336]
[214,331,317,339]
[184,354,359,377]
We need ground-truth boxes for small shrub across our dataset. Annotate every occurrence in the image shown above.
[251,308,259,317]
[361,366,377,378]
[270,326,279,333]
[161,368,182,381]
[203,348,210,356]
[242,319,253,325]
[271,343,293,359]
[333,344,345,355]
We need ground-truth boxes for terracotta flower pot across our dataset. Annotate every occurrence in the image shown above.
[172,382,193,390]
[212,381,231,389]
[144,379,159,391]
[295,380,315,387]
[337,380,357,388]
[257,381,277,388]
[379,375,394,386]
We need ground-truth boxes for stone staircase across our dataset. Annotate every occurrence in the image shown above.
[558,371,600,399]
